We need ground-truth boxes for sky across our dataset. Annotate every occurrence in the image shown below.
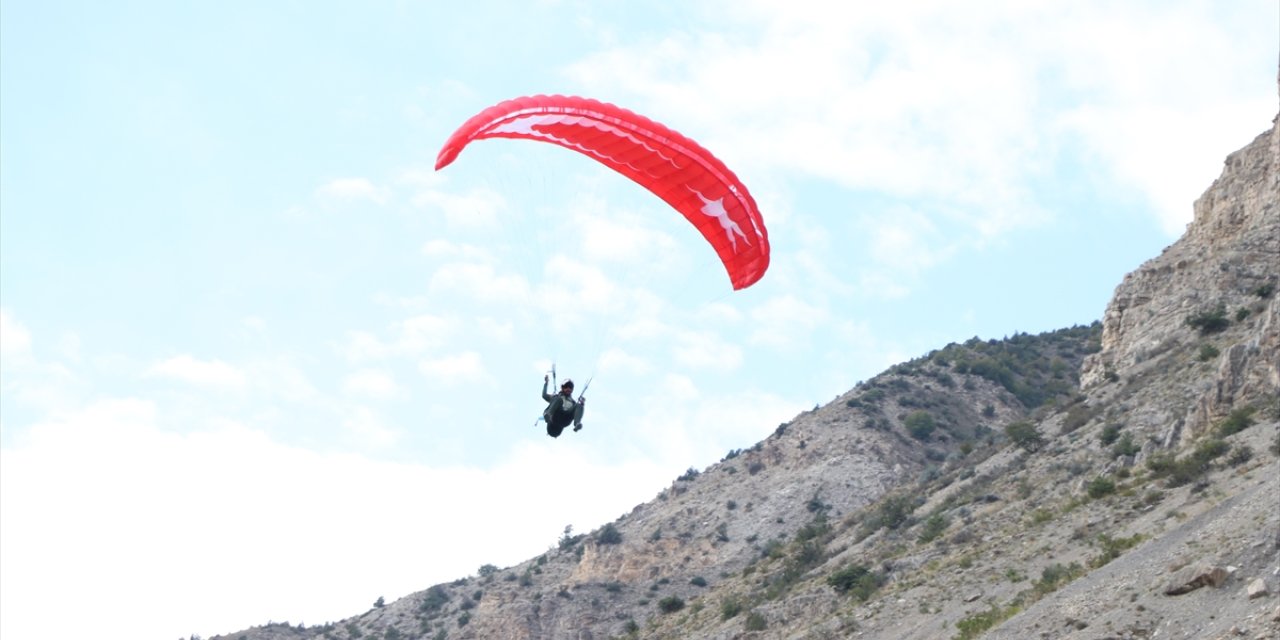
[1,1,1276,638]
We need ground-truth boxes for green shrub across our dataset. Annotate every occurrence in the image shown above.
[905,411,937,440]
[1191,437,1229,462]
[1062,404,1096,433]
[827,564,885,601]
[805,493,830,514]
[1034,562,1084,595]
[1090,533,1144,568]
[744,611,767,631]
[1086,476,1116,499]
[1197,343,1220,361]
[720,596,743,620]
[1163,460,1208,488]
[1215,406,1257,437]
[1226,445,1253,467]
[918,513,950,544]
[1111,432,1140,458]
[864,495,914,533]
[795,515,830,543]
[420,586,449,614]
[1185,306,1230,335]
[1029,508,1054,525]
[1099,423,1121,446]
[1140,489,1165,507]
[1144,452,1177,476]
[955,606,1005,640]
[1005,421,1044,452]
[597,523,623,545]
[760,538,785,559]
[657,596,684,613]
[558,525,585,550]
[690,576,708,587]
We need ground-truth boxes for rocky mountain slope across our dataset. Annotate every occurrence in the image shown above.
[214,104,1279,640]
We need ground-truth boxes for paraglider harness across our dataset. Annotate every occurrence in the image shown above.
[540,363,590,437]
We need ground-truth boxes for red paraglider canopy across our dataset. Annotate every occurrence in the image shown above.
[435,95,769,290]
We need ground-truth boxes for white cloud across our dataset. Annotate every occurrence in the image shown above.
[422,239,494,261]
[343,369,402,399]
[53,333,81,363]
[242,316,267,332]
[146,355,246,389]
[567,0,1274,246]
[568,4,1043,210]
[0,309,31,356]
[575,201,681,267]
[618,381,806,468]
[614,316,671,342]
[341,405,401,448]
[657,372,701,403]
[401,166,519,230]
[0,313,83,415]
[533,258,615,335]
[141,356,313,406]
[398,314,461,352]
[864,206,950,275]
[418,351,489,386]
[246,359,319,403]
[429,262,531,304]
[474,316,516,342]
[694,300,743,326]
[790,247,858,299]
[749,294,830,349]
[856,270,912,300]
[597,346,652,376]
[1040,4,1274,234]
[413,185,507,229]
[672,329,742,371]
[318,177,389,205]
[0,398,674,640]
[1058,100,1273,234]
[338,330,392,361]
[339,315,461,362]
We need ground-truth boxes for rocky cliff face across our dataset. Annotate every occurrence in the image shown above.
[214,103,1279,640]
[1081,115,1279,425]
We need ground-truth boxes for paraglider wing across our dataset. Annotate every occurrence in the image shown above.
[435,95,769,290]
